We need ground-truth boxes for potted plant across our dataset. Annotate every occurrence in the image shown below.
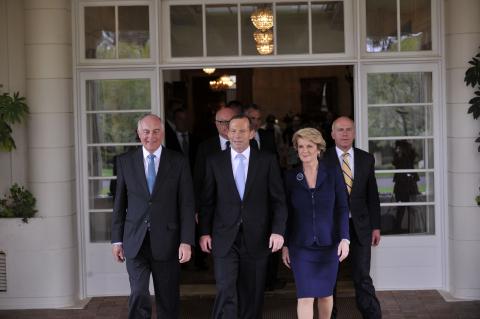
[464,46,480,151]
[0,91,37,222]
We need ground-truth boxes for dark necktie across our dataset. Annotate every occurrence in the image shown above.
[181,133,189,156]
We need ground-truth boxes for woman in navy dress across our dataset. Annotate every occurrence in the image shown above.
[282,128,350,319]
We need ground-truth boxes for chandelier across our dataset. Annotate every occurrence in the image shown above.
[250,6,274,55]
[250,7,274,32]
[209,75,236,91]
[203,68,216,75]
[253,30,273,45]
[255,43,274,55]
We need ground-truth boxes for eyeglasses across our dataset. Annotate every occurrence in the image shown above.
[215,120,230,126]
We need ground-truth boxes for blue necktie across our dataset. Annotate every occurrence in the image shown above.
[147,154,156,194]
[235,154,246,200]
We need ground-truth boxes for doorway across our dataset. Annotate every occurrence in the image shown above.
[162,65,355,286]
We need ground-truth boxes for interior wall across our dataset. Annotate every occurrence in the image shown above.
[252,65,353,125]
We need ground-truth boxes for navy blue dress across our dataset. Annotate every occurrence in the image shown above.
[285,159,350,298]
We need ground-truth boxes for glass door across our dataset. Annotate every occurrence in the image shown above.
[79,69,157,296]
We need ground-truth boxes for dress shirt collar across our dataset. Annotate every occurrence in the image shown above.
[230,146,251,161]
[219,135,229,150]
[335,146,353,160]
[142,145,162,160]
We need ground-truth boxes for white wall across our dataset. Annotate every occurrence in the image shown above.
[445,0,480,300]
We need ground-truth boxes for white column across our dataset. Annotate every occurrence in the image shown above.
[445,0,480,300]
[1,0,77,309]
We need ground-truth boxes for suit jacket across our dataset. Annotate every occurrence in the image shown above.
[165,130,199,173]
[111,147,195,261]
[324,147,381,246]
[193,135,222,207]
[284,159,349,248]
[199,148,288,258]
[257,128,277,154]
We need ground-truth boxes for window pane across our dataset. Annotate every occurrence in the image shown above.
[90,212,112,242]
[86,79,151,111]
[89,180,114,210]
[118,6,150,59]
[400,0,431,51]
[312,2,344,53]
[84,6,116,59]
[366,0,397,52]
[368,105,432,137]
[170,5,203,57]
[370,139,434,170]
[276,3,308,54]
[206,5,238,56]
[87,113,143,144]
[367,72,432,104]
[241,4,273,56]
[88,145,138,177]
[380,205,434,235]
[376,172,435,203]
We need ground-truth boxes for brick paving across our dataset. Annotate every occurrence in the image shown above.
[0,290,479,319]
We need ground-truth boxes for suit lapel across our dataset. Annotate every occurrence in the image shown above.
[352,148,361,195]
[221,150,240,200]
[133,148,149,195]
[243,148,259,200]
[315,160,328,188]
[151,149,171,197]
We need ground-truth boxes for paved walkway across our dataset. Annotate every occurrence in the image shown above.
[1,289,479,318]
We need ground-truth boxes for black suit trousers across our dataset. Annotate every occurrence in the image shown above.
[212,231,268,319]
[126,233,180,319]
[349,219,382,319]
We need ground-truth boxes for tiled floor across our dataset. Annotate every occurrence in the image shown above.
[0,289,479,319]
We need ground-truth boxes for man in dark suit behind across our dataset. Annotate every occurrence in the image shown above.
[111,114,195,319]
[244,104,277,154]
[324,116,382,319]
[199,114,288,319]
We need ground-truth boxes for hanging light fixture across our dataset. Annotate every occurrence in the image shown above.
[209,75,236,91]
[253,29,273,45]
[250,7,274,31]
[255,43,274,55]
[203,68,216,75]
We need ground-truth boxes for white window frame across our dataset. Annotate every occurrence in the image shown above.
[359,0,439,58]
[161,0,355,64]
[77,0,157,65]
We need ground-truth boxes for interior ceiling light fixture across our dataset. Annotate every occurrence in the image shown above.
[250,7,274,31]
[256,43,274,55]
[203,68,216,75]
[209,75,236,91]
[253,29,273,45]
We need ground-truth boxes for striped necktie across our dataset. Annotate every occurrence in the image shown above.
[342,152,353,194]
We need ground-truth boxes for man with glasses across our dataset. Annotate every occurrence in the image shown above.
[193,106,239,270]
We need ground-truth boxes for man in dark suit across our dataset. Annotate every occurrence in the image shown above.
[165,108,199,172]
[193,106,238,270]
[111,114,195,319]
[325,116,382,319]
[244,104,277,154]
[199,114,288,319]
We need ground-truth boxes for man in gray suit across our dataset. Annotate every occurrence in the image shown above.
[111,114,195,319]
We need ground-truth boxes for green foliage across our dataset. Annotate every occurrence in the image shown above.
[0,92,29,151]
[0,183,37,223]
[464,47,480,152]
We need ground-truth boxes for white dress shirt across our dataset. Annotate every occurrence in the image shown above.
[142,146,162,178]
[335,146,354,177]
[230,147,250,182]
[219,135,230,151]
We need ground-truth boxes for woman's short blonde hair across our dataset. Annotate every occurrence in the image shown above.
[292,127,327,155]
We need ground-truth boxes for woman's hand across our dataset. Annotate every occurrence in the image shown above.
[338,239,350,262]
[282,246,291,269]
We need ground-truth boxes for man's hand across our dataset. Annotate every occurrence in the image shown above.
[199,235,212,253]
[371,229,381,246]
[338,239,349,262]
[269,233,284,252]
[178,243,191,263]
[281,246,291,269]
[112,244,125,263]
